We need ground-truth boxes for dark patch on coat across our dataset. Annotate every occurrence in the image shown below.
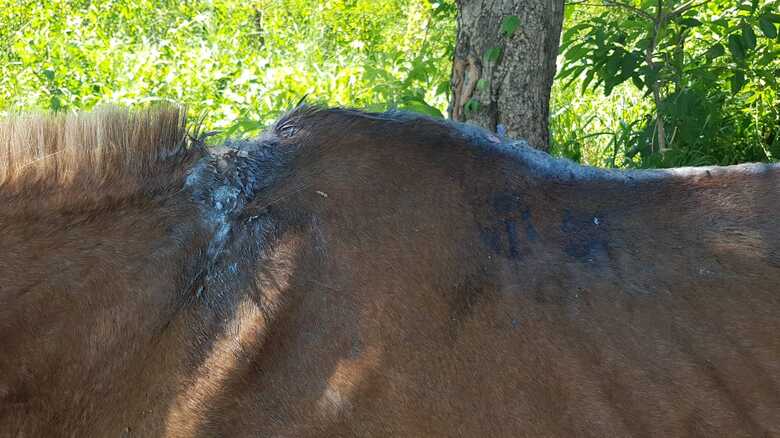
[479,228,503,255]
[447,267,495,332]
[523,209,539,242]
[560,209,610,264]
[480,191,540,260]
[504,219,520,258]
[492,191,522,215]
[449,275,484,322]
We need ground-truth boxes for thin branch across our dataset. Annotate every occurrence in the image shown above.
[565,1,613,6]
[602,0,655,21]
[646,0,668,153]
[669,0,711,18]
[565,0,655,21]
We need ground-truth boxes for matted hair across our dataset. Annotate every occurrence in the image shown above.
[0,105,191,189]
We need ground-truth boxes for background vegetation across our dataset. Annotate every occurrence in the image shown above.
[1,0,778,168]
[557,0,780,167]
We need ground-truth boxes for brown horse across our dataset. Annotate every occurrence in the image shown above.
[1,106,778,437]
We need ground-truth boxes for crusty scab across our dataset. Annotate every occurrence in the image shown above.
[182,136,291,290]
[185,136,290,216]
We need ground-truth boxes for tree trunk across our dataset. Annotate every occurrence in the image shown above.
[449,0,565,150]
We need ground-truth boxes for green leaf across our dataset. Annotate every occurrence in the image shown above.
[581,69,596,93]
[561,23,591,45]
[564,3,574,22]
[560,64,587,87]
[436,80,451,96]
[620,51,640,77]
[741,24,757,50]
[399,97,444,118]
[764,13,780,23]
[730,71,746,94]
[464,98,481,113]
[705,44,725,60]
[563,42,591,60]
[485,46,502,63]
[636,36,653,50]
[678,18,702,27]
[604,78,618,96]
[364,103,388,113]
[756,51,774,67]
[500,15,521,37]
[42,68,55,81]
[641,65,659,87]
[758,17,778,38]
[728,34,745,60]
[606,52,621,76]
[631,74,644,89]
[224,117,264,138]
[476,78,489,91]
[50,95,62,111]
[594,29,606,46]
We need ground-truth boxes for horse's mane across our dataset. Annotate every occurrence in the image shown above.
[0,105,192,190]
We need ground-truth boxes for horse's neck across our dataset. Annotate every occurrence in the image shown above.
[0,194,210,430]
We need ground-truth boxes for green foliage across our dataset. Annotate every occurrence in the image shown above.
[500,15,521,37]
[464,97,481,113]
[0,0,456,139]
[2,0,776,169]
[550,79,651,167]
[484,46,502,63]
[555,0,780,167]
[465,14,520,114]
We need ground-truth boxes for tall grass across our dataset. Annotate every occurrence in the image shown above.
[0,0,455,141]
[549,78,652,168]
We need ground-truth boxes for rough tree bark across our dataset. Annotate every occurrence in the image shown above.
[450,0,565,150]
